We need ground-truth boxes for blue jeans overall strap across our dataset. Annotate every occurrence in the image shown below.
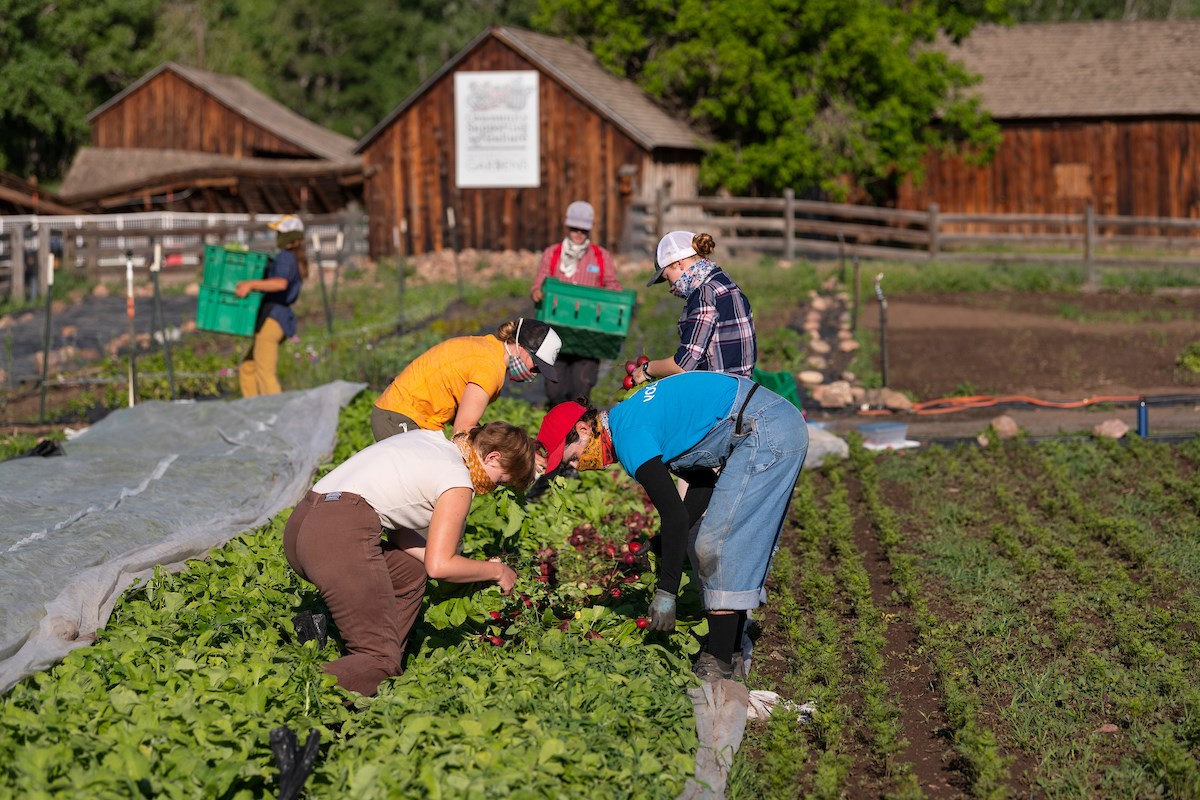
[665,375,809,611]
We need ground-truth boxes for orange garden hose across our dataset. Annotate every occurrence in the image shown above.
[855,394,1144,416]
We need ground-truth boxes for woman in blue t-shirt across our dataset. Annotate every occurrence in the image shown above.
[234,215,307,396]
[536,371,808,681]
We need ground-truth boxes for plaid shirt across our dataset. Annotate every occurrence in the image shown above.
[673,265,756,377]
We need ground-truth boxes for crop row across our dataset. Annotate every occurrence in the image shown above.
[736,435,1200,798]
[0,395,707,799]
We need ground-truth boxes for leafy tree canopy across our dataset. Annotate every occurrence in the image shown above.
[0,0,158,179]
[152,0,537,141]
[535,0,1015,200]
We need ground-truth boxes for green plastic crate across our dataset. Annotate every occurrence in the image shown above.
[202,244,271,294]
[536,278,637,359]
[753,367,803,411]
[196,285,262,337]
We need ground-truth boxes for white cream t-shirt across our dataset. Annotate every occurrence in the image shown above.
[312,430,472,535]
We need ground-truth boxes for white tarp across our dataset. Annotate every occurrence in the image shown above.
[0,381,365,694]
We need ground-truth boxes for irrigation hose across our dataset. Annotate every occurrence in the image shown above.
[854,392,1200,417]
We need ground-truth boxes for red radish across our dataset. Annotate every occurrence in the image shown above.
[488,636,503,646]
[622,375,635,390]
[625,360,637,374]
[636,618,649,629]
[636,355,650,367]
[628,541,643,554]
[609,588,621,598]
[622,552,636,565]
[489,611,502,619]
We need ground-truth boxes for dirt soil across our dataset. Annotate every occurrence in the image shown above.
[815,289,1200,440]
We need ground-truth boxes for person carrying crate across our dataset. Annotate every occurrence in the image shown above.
[530,201,623,406]
[234,214,307,397]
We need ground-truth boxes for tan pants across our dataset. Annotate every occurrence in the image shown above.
[239,317,285,397]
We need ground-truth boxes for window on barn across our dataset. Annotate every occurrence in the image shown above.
[1054,163,1092,200]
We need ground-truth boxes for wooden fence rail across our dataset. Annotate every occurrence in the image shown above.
[625,191,1200,276]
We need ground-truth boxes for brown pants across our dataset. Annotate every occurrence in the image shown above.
[239,317,285,397]
[283,490,427,696]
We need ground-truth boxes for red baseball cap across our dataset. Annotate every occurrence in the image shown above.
[537,401,587,473]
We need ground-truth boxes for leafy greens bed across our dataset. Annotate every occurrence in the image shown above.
[0,394,703,799]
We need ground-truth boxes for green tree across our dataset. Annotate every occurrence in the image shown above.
[155,0,537,140]
[0,0,158,180]
[534,0,1009,201]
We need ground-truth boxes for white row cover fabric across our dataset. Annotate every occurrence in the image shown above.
[0,381,365,694]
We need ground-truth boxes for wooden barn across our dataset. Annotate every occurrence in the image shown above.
[898,20,1200,221]
[64,62,363,214]
[356,26,708,257]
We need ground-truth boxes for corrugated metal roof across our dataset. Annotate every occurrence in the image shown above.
[88,62,357,160]
[356,26,708,153]
[944,20,1200,119]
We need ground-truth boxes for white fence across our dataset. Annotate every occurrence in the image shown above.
[1,208,369,300]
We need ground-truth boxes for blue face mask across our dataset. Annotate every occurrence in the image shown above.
[506,345,537,382]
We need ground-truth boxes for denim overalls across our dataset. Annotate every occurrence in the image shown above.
[664,376,808,610]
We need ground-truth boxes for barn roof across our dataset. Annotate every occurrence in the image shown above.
[945,20,1200,120]
[356,26,708,153]
[88,62,357,160]
[59,148,363,211]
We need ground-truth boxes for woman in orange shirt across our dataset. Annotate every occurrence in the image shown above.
[371,318,562,441]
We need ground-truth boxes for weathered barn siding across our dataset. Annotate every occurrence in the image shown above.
[362,38,652,257]
[899,118,1200,224]
[90,70,311,159]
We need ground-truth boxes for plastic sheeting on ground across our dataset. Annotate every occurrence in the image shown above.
[0,381,365,694]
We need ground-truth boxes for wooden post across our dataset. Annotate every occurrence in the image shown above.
[11,224,26,301]
[783,188,795,261]
[1084,202,1096,287]
[928,202,940,259]
[36,223,50,300]
[653,186,667,247]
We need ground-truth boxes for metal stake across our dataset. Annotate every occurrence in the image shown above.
[874,273,888,389]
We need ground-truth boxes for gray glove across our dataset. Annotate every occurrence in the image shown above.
[647,589,677,631]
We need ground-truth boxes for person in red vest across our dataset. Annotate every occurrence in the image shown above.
[530,200,623,407]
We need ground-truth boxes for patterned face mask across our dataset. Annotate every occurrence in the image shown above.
[576,413,615,471]
[669,259,718,298]
[452,433,498,495]
[506,344,537,382]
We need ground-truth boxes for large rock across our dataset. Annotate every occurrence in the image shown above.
[990,415,1021,439]
[814,380,854,408]
[882,389,913,412]
[1093,419,1129,439]
[804,426,849,468]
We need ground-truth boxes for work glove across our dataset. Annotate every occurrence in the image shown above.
[647,590,677,631]
[270,726,321,800]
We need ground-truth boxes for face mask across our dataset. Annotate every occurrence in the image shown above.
[506,344,537,382]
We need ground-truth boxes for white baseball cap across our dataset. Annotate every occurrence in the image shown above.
[269,214,304,233]
[647,230,697,286]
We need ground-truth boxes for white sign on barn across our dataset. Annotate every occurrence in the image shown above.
[454,71,540,188]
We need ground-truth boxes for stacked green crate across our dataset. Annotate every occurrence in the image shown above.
[196,245,271,337]
[535,278,637,359]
